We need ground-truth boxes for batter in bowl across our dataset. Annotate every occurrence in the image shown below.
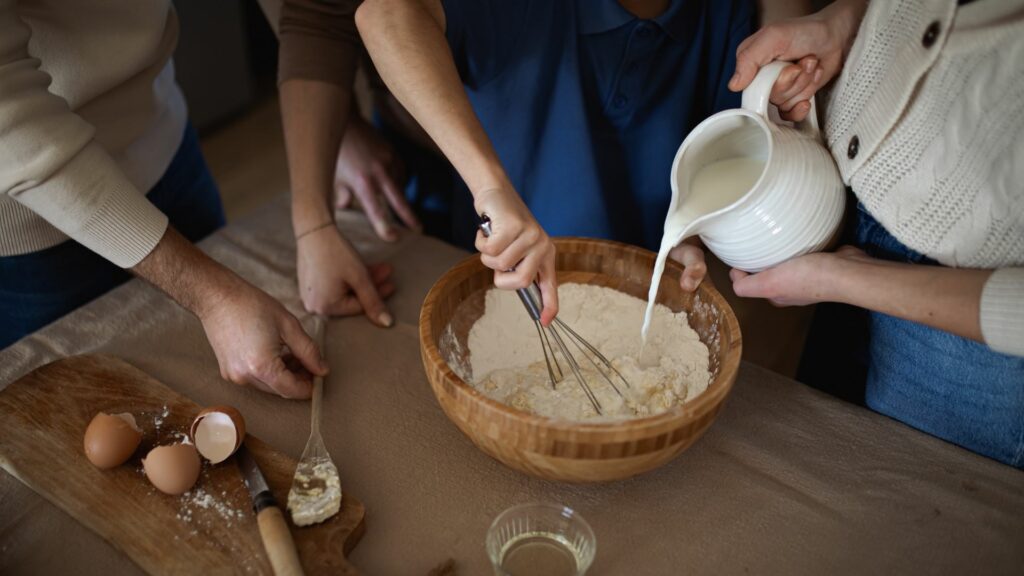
[468,283,711,421]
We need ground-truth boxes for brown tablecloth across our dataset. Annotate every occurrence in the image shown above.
[1,196,1022,575]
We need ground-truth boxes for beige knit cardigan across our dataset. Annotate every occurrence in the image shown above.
[824,0,1024,356]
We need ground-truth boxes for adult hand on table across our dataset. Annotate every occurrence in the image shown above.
[132,227,327,399]
[199,278,327,399]
[728,0,867,121]
[474,188,559,325]
[295,224,396,327]
[334,115,422,242]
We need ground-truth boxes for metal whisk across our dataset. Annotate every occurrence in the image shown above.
[479,215,630,415]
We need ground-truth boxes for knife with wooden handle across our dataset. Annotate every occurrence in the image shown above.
[238,445,305,576]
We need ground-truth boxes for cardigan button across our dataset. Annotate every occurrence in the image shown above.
[847,135,860,160]
[922,21,941,48]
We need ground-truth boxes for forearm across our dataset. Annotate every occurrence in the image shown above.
[758,0,812,25]
[276,0,361,87]
[280,79,351,234]
[130,226,240,317]
[831,258,991,343]
[356,0,508,196]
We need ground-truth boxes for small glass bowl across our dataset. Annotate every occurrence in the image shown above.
[486,502,596,576]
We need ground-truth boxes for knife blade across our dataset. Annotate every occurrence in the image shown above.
[237,445,306,576]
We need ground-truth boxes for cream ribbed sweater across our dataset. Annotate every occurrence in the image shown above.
[824,0,1024,356]
[0,0,186,267]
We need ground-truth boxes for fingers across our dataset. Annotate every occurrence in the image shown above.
[350,272,393,328]
[536,245,559,326]
[797,54,818,75]
[320,294,365,317]
[475,218,518,257]
[732,268,793,305]
[280,313,328,376]
[730,27,786,91]
[253,356,313,400]
[367,263,397,299]
[480,229,534,272]
[367,263,396,300]
[377,168,422,233]
[335,184,354,210]
[669,244,707,292]
[492,242,542,291]
[729,268,750,284]
[307,262,396,319]
[352,176,398,242]
[771,62,815,106]
[219,352,312,400]
[368,262,394,284]
[779,100,813,123]
[731,269,768,299]
[491,242,558,323]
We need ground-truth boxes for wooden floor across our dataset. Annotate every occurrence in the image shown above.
[199,96,290,222]
[199,97,813,377]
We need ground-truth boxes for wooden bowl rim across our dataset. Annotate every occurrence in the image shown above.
[419,237,742,434]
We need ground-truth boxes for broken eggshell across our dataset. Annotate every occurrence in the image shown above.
[142,443,201,495]
[190,405,246,464]
[83,412,143,469]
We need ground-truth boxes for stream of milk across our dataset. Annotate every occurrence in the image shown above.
[641,157,765,342]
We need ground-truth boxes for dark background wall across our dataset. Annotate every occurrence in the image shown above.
[172,0,279,133]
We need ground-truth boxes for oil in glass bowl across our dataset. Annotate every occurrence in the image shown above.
[487,503,595,576]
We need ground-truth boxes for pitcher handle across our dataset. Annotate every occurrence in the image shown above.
[740,60,821,139]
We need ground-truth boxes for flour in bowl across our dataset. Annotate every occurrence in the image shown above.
[467,283,711,421]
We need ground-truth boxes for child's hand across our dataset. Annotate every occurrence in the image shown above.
[474,188,559,324]
[669,238,708,292]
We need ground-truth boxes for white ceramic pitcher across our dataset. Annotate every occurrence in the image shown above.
[665,61,845,272]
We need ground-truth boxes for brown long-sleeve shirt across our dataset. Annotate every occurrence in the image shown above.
[276,0,362,88]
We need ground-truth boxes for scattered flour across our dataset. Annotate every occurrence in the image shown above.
[467,283,711,421]
[176,486,245,526]
[153,404,170,430]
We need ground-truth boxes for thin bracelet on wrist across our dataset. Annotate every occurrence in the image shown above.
[295,220,335,241]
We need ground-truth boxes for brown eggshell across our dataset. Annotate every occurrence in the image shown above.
[83,412,142,469]
[142,443,201,495]
[189,405,246,464]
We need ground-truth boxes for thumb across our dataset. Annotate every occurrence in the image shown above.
[731,271,766,298]
[352,276,394,328]
[729,268,750,284]
[730,27,789,92]
[670,244,706,292]
[281,315,328,376]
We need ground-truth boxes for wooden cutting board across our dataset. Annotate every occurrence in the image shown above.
[0,355,364,575]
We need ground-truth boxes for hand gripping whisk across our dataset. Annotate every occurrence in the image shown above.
[478,215,630,415]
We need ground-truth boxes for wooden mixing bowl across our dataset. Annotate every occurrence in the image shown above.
[419,238,742,482]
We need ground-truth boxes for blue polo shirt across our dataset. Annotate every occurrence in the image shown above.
[412,0,752,250]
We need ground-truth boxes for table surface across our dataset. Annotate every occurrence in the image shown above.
[1,196,1021,576]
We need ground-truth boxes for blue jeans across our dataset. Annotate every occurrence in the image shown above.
[855,206,1024,468]
[0,124,225,349]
